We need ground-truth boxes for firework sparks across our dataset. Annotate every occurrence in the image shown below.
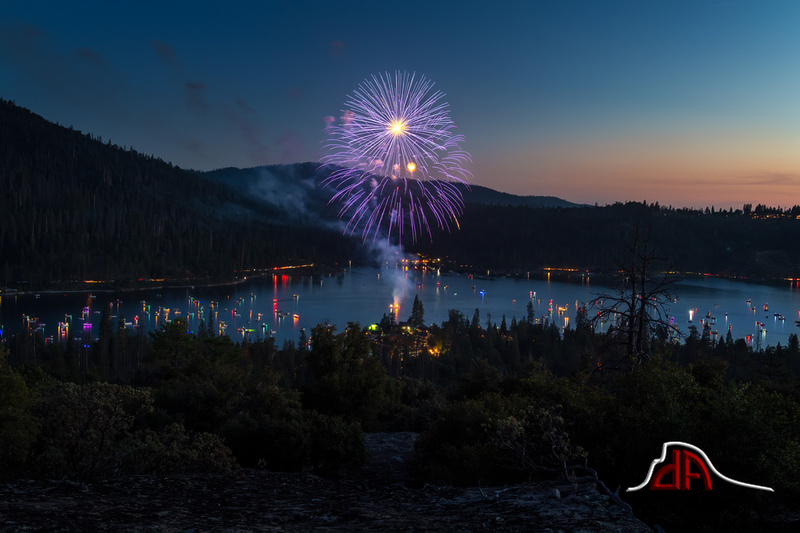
[321,71,470,242]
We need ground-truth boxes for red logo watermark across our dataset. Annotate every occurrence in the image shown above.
[626,441,774,492]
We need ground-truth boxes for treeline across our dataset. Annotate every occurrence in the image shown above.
[410,200,800,279]
[208,163,800,280]
[0,99,358,288]
[2,298,800,530]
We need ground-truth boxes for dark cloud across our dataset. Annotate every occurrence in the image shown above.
[178,138,208,165]
[0,23,65,105]
[185,81,209,114]
[0,21,307,169]
[220,97,271,164]
[152,40,180,69]
[77,47,108,68]
[647,172,800,188]
[0,22,124,121]
[234,96,253,113]
[0,22,41,57]
[232,112,270,164]
[745,172,799,186]
[329,39,345,58]
[0,22,53,74]
[179,85,271,165]
[276,131,304,162]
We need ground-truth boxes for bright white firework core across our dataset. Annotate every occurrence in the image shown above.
[389,119,406,135]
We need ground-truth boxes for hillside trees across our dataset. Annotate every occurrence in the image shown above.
[0,99,358,287]
[409,200,800,279]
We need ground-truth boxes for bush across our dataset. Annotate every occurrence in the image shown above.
[414,393,583,485]
[34,382,153,479]
[154,376,239,433]
[222,412,365,476]
[521,357,800,532]
[0,355,39,476]
[33,382,238,480]
[220,381,310,470]
[490,406,586,474]
[219,381,366,475]
[307,411,366,476]
[223,415,311,471]
[414,398,497,484]
[124,423,237,475]
[383,377,444,432]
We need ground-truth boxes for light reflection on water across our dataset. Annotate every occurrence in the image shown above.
[2,269,799,348]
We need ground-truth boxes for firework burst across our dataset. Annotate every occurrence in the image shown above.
[322,71,471,243]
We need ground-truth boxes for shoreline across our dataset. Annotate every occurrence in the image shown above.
[0,264,339,298]
[2,266,797,298]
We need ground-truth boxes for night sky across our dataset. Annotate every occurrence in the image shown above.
[2,1,799,209]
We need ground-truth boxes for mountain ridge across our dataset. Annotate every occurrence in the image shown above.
[200,163,581,210]
[3,97,800,288]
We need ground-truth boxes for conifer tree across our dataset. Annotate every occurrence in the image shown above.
[409,295,425,328]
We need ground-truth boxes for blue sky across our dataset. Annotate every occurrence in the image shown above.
[1,0,799,208]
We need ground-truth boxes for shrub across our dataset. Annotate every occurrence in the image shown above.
[0,354,39,476]
[223,415,311,471]
[220,381,310,470]
[490,406,586,474]
[306,411,365,476]
[381,377,444,432]
[154,376,239,433]
[33,382,238,480]
[34,382,152,479]
[219,381,365,475]
[124,423,237,475]
[414,393,583,485]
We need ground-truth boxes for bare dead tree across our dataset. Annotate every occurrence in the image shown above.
[590,223,681,371]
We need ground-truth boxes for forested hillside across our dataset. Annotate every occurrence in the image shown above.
[410,200,800,279]
[3,97,800,289]
[204,167,800,280]
[0,99,357,288]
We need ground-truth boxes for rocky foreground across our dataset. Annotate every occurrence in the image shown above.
[0,433,652,532]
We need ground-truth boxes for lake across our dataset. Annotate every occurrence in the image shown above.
[2,267,800,348]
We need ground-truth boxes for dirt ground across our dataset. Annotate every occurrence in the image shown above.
[0,433,652,532]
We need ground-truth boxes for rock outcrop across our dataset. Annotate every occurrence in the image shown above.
[0,432,652,531]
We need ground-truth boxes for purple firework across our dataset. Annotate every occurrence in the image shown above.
[321,71,470,243]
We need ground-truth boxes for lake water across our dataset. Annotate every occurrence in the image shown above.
[2,267,800,348]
